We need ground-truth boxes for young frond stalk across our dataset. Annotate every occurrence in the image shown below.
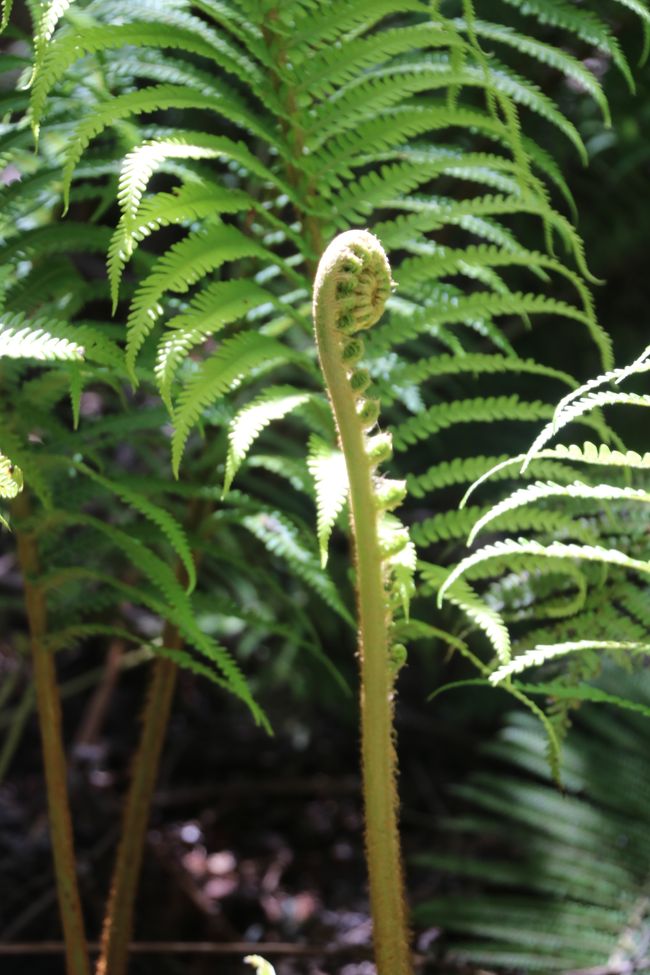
[312,230,414,975]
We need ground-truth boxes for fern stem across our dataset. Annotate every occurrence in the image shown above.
[11,491,91,975]
[261,10,323,268]
[96,650,178,975]
[312,231,411,975]
[96,500,206,975]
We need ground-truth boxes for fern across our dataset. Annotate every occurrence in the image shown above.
[3,1,650,968]
[442,337,650,753]
[417,682,650,972]
[306,434,348,568]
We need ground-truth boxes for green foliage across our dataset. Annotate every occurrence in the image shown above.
[416,676,650,972]
[1,0,647,820]
[444,340,650,752]
[2,0,650,967]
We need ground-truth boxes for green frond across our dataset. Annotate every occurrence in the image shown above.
[114,131,287,226]
[552,359,650,425]
[378,189,583,257]
[0,223,112,266]
[440,539,650,609]
[307,434,349,568]
[224,387,311,496]
[385,353,575,403]
[516,680,650,721]
[231,506,353,625]
[171,333,301,476]
[499,0,635,89]
[413,505,594,549]
[108,156,264,310]
[61,513,189,616]
[408,454,580,500]
[286,0,426,49]
[421,680,650,970]
[524,391,650,469]
[75,463,196,592]
[31,17,272,131]
[30,0,75,88]
[296,22,455,99]
[0,315,84,362]
[0,0,13,31]
[452,18,611,124]
[468,481,650,546]
[49,510,263,722]
[153,279,276,409]
[492,641,650,684]
[125,224,267,378]
[392,396,554,452]
[464,442,650,509]
[61,83,278,209]
[247,454,311,495]
[108,177,257,308]
[419,560,510,662]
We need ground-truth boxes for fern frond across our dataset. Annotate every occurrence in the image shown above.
[440,539,650,609]
[452,18,611,124]
[153,279,276,409]
[523,391,650,469]
[384,353,575,404]
[392,396,554,451]
[125,224,267,377]
[552,359,650,427]
[31,18,272,131]
[409,454,580,500]
[228,505,353,624]
[413,506,595,549]
[516,680,650,721]
[0,316,84,361]
[30,0,75,90]
[286,0,427,49]
[75,463,196,592]
[61,83,278,209]
[419,561,510,662]
[306,434,349,568]
[499,0,636,89]
[171,333,302,476]
[468,481,650,546]
[492,641,650,684]
[0,0,13,31]
[108,177,259,307]
[224,387,311,496]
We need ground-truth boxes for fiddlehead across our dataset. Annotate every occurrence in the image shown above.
[312,230,414,975]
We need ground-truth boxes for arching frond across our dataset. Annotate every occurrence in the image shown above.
[307,434,348,568]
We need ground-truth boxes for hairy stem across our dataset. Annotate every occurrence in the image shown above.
[96,500,206,975]
[312,231,411,975]
[11,491,91,975]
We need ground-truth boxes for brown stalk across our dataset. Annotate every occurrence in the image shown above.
[12,491,91,975]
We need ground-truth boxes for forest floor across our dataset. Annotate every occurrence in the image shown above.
[0,653,474,975]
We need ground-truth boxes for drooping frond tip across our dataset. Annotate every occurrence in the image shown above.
[313,229,394,336]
